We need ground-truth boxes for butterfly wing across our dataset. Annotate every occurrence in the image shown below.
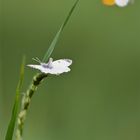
[27,64,49,73]
[48,65,70,75]
[52,59,72,67]
[47,59,72,75]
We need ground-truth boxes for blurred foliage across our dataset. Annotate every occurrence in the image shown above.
[1,0,140,140]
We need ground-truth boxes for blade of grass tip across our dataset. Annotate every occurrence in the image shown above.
[5,56,26,140]
[42,0,79,62]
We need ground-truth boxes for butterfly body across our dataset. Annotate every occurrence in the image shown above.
[27,58,72,75]
[41,63,51,69]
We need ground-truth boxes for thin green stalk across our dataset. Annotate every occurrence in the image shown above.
[42,0,79,62]
[5,57,25,140]
[16,73,47,140]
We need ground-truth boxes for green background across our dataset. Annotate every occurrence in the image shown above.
[1,0,140,140]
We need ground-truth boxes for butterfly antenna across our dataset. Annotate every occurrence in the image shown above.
[36,57,42,63]
[32,57,42,64]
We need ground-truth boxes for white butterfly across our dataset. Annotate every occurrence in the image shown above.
[115,0,134,7]
[27,57,72,75]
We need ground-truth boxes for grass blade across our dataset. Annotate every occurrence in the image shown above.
[42,0,79,62]
[5,56,26,140]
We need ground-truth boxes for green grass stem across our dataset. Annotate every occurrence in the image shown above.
[42,0,79,62]
[5,56,25,140]
[15,73,47,140]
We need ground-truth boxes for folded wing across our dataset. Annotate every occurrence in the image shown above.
[47,66,71,75]
[52,59,72,67]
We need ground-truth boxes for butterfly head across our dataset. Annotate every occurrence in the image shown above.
[41,58,53,69]
[32,57,53,69]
